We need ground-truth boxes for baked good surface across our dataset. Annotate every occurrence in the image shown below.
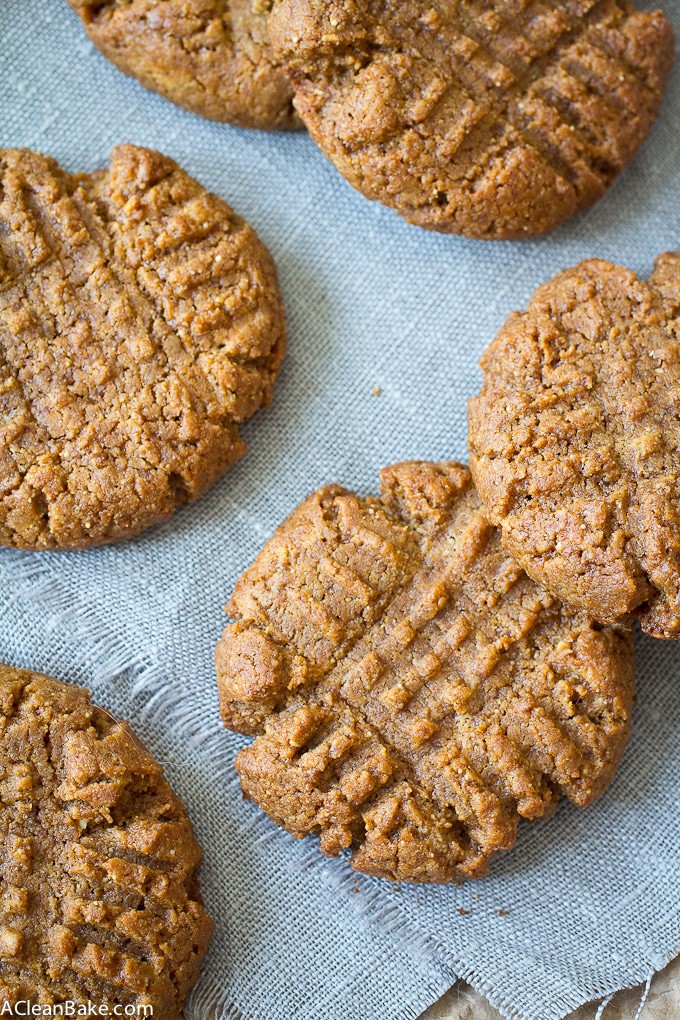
[0,664,212,1014]
[68,0,299,130]
[0,144,285,550]
[469,254,680,638]
[216,461,635,883]
[269,0,674,239]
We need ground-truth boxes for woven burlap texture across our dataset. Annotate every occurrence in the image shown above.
[0,3,678,1018]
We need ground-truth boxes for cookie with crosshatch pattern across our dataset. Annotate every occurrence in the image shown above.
[68,0,299,130]
[469,254,680,638]
[216,461,635,883]
[269,0,674,238]
[0,144,285,549]
[0,665,212,1014]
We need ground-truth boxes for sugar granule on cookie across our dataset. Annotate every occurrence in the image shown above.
[0,665,212,1014]
[469,253,680,638]
[68,0,299,130]
[216,461,635,883]
[0,144,285,550]
[269,0,674,238]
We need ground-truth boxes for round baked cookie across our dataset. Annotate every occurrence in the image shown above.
[215,461,635,883]
[0,665,212,1014]
[269,0,674,239]
[0,144,285,550]
[469,254,680,638]
[67,0,299,130]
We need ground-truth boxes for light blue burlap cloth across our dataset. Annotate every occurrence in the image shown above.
[0,3,678,1017]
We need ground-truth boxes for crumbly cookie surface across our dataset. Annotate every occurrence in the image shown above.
[68,0,299,130]
[269,0,674,238]
[0,144,285,550]
[469,255,680,638]
[0,665,212,1014]
[216,462,634,883]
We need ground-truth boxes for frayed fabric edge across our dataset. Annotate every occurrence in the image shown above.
[353,885,668,1020]
[0,550,670,1020]
[0,550,456,1020]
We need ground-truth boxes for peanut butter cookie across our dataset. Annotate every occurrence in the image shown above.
[216,462,634,883]
[0,664,212,1015]
[269,0,674,238]
[68,0,299,130]
[469,255,680,638]
[0,144,285,550]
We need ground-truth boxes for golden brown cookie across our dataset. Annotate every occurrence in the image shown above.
[0,144,285,550]
[68,0,299,130]
[469,254,680,638]
[0,664,212,1014]
[216,462,635,883]
[269,0,674,238]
